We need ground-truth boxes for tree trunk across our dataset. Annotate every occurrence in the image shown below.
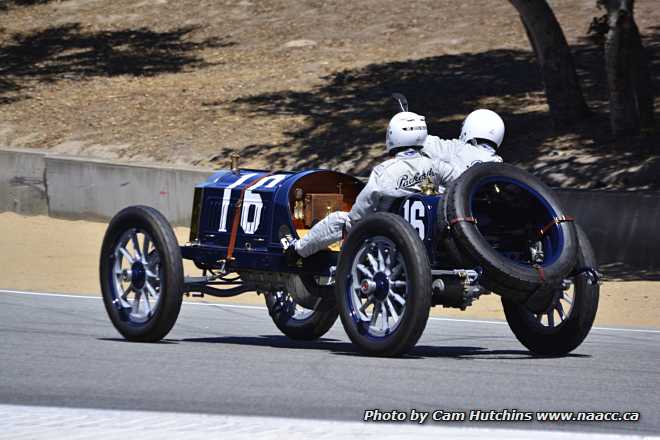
[604,0,638,135]
[509,0,590,126]
[631,21,655,132]
[604,0,654,135]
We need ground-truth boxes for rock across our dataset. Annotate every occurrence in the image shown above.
[283,39,317,49]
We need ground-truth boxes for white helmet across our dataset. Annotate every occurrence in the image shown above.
[459,109,505,149]
[386,112,428,153]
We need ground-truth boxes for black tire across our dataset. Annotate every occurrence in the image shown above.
[265,283,338,340]
[502,224,599,355]
[442,162,578,304]
[335,212,432,357]
[100,206,184,342]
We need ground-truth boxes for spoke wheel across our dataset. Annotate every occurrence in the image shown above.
[531,280,575,331]
[112,229,162,324]
[100,206,184,342]
[336,213,431,357]
[348,236,408,338]
[502,225,599,355]
[264,281,338,341]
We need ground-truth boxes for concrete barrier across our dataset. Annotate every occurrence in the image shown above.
[556,189,660,271]
[0,148,48,216]
[44,155,213,226]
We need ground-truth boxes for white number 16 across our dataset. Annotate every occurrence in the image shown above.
[402,199,426,240]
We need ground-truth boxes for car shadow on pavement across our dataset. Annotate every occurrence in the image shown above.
[98,337,179,345]
[181,335,591,360]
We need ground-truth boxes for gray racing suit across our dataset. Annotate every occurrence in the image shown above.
[294,148,453,257]
[422,135,502,181]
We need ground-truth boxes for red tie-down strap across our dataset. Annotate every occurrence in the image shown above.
[533,264,546,282]
[226,172,275,262]
[449,216,478,227]
[533,216,574,284]
[539,215,575,237]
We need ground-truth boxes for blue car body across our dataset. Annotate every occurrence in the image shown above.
[180,168,443,275]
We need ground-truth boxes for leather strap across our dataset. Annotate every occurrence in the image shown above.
[449,216,478,226]
[226,172,274,261]
[539,215,574,236]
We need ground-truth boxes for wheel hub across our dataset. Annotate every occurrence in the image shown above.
[130,261,147,289]
[373,272,390,302]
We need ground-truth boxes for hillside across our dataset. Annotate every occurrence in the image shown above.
[1,0,658,189]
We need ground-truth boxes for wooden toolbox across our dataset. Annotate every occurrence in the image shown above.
[303,193,343,227]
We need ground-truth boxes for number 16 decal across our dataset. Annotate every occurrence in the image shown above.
[402,199,426,240]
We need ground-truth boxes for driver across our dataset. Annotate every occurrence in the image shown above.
[283,111,453,259]
[423,109,505,180]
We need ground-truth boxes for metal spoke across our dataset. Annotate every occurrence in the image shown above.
[130,231,141,259]
[386,298,398,322]
[357,264,373,279]
[366,253,379,273]
[380,303,388,332]
[144,281,157,298]
[121,285,132,301]
[132,289,142,312]
[142,234,151,260]
[536,313,543,323]
[143,290,152,316]
[389,290,405,305]
[391,280,406,289]
[377,248,385,272]
[359,295,374,314]
[390,263,403,279]
[370,302,381,328]
[547,311,555,327]
[556,301,565,320]
[119,247,134,264]
[562,292,573,305]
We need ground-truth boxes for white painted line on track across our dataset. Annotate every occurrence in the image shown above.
[2,288,659,334]
[0,404,652,440]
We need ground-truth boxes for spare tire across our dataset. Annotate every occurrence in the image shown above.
[440,163,578,306]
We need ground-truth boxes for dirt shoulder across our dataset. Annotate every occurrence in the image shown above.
[1,0,659,189]
[0,212,657,329]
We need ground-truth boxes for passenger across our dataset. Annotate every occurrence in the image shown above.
[283,112,453,258]
[423,109,505,181]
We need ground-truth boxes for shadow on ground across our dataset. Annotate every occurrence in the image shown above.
[0,0,57,10]
[226,27,659,187]
[181,334,589,360]
[600,263,660,281]
[0,23,234,103]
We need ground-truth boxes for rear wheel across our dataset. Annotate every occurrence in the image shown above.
[502,225,599,355]
[336,213,431,357]
[100,206,184,342]
[265,287,338,340]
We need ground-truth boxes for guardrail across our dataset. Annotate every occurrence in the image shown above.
[1,148,657,273]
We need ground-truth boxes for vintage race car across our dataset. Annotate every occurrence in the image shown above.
[99,160,600,357]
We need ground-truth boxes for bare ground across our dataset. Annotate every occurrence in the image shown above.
[1,0,659,188]
[0,212,657,329]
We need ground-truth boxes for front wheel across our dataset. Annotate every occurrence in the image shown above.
[502,225,599,355]
[335,213,432,357]
[100,206,184,342]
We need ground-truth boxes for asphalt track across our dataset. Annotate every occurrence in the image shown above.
[1,290,659,437]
